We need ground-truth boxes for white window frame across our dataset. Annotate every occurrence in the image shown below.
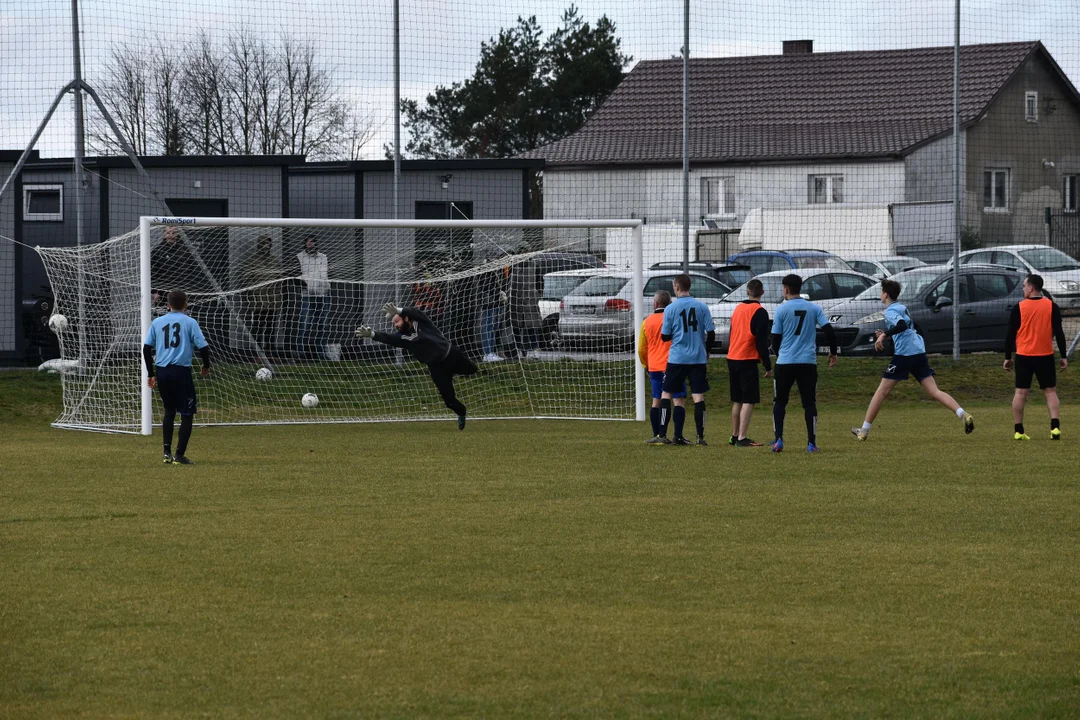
[983,168,1010,213]
[1066,175,1078,213]
[23,183,64,222]
[808,174,844,204]
[701,176,736,219]
[1025,91,1038,122]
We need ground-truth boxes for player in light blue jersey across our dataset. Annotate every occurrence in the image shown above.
[769,274,838,453]
[657,274,716,445]
[852,278,973,440]
[143,290,211,465]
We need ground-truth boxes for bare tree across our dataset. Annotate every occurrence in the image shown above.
[88,44,149,155]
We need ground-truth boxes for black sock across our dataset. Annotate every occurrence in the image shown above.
[650,407,661,436]
[805,407,817,445]
[673,405,686,439]
[1051,418,1060,430]
[694,401,705,439]
[1015,423,1025,434]
[659,398,672,437]
[773,402,785,441]
[162,411,175,454]
[176,415,193,457]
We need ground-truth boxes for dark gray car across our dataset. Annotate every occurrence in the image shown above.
[823,264,1027,355]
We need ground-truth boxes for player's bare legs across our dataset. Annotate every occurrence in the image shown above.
[862,378,899,425]
[731,402,741,441]
[919,376,961,413]
[737,403,754,439]
[1012,388,1029,425]
[1044,387,1060,421]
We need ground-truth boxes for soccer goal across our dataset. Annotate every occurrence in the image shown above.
[36,217,646,434]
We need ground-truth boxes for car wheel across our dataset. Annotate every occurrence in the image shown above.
[544,318,563,350]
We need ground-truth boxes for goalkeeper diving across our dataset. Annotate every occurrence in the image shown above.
[357,303,478,429]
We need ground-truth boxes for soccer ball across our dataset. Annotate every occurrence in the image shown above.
[48,314,69,334]
[301,393,319,408]
[255,367,273,381]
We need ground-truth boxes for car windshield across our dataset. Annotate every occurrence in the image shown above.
[1017,247,1080,272]
[853,270,940,300]
[792,256,852,271]
[722,276,787,303]
[568,276,630,297]
[542,275,591,300]
[882,258,924,274]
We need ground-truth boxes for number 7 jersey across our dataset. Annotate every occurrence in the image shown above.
[772,298,829,365]
[661,295,715,364]
[144,311,208,367]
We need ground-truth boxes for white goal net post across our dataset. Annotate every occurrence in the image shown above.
[38,216,646,434]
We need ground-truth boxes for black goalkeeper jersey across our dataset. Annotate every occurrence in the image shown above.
[372,306,453,364]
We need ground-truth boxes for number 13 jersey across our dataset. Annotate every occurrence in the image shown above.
[772,298,829,365]
[661,296,714,365]
[144,311,208,367]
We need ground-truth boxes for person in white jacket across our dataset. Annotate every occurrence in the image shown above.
[295,235,330,360]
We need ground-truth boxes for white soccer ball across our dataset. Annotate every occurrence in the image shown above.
[301,393,319,408]
[48,314,69,334]
[255,367,273,381]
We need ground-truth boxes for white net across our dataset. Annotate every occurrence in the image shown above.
[36,220,641,432]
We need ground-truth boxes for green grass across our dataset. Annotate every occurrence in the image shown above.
[2,358,1079,717]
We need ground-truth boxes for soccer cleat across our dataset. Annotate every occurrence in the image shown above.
[851,427,868,441]
[770,438,784,453]
[1051,427,1061,441]
[162,452,173,464]
[728,435,736,446]
[695,437,708,446]
[735,438,763,447]
[458,415,466,431]
[173,455,195,465]
[644,435,671,445]
[1013,432,1030,441]
[672,436,693,446]
[963,413,975,434]
[807,443,820,453]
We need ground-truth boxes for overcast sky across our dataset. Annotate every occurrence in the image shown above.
[1,0,1077,159]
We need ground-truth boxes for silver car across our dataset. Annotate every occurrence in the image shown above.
[844,256,928,279]
[709,268,876,354]
[558,270,731,349]
[955,245,1080,309]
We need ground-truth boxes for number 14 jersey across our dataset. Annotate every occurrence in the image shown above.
[661,295,715,365]
[144,311,208,367]
[772,298,829,365]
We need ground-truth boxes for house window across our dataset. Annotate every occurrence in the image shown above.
[23,184,64,222]
[702,176,735,218]
[1066,175,1078,213]
[983,169,1009,212]
[1025,91,1038,122]
[809,175,843,204]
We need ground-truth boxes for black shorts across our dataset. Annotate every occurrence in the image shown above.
[156,364,197,415]
[727,359,761,404]
[663,363,710,395]
[882,354,935,382]
[773,364,817,407]
[1015,354,1057,390]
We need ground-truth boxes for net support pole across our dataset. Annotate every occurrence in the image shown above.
[951,0,961,361]
[632,223,646,422]
[71,0,88,369]
[681,0,690,273]
[139,217,152,436]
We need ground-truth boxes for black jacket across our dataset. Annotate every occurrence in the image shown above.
[372,307,452,364]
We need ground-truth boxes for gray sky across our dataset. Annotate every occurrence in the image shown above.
[1,0,1077,159]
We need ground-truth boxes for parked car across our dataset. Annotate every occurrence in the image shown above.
[823,264,1027,355]
[844,256,927,279]
[727,249,854,276]
[709,268,875,354]
[539,268,608,348]
[953,245,1080,309]
[649,261,751,291]
[558,270,732,349]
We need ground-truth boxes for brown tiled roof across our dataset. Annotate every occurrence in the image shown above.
[524,42,1044,166]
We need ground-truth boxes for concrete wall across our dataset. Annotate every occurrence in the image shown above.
[904,133,967,206]
[965,51,1080,246]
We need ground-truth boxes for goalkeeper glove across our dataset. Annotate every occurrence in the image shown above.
[381,302,402,319]
[498,290,508,305]
[355,325,374,339]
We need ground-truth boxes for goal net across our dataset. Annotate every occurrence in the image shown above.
[36,218,645,434]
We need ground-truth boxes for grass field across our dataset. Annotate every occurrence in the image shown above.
[2,357,1079,717]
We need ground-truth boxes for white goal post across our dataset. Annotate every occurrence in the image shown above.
[38,216,647,434]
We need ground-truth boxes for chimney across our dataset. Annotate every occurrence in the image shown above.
[783,40,814,55]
